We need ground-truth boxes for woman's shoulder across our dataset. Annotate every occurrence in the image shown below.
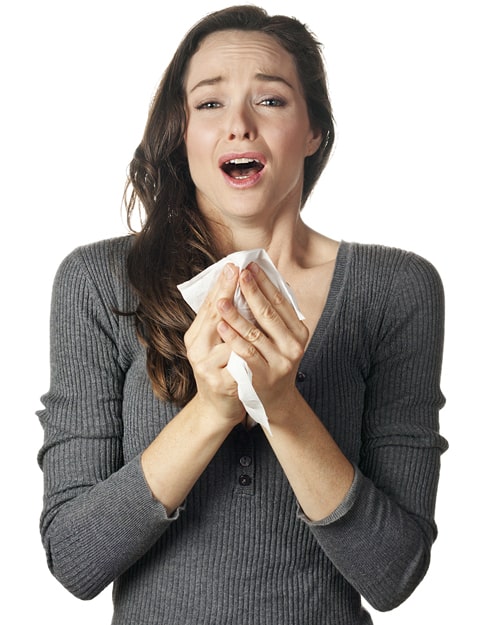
[341,240,442,285]
[62,234,133,265]
[53,235,136,306]
[56,235,133,277]
[336,240,444,310]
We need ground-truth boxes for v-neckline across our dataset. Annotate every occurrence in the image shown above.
[299,240,351,370]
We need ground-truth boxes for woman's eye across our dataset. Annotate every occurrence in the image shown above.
[260,97,285,107]
[196,101,221,110]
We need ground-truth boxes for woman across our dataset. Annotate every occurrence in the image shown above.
[37,5,448,624]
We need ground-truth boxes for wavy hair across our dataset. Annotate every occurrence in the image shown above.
[125,5,335,404]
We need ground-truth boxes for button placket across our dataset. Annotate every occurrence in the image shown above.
[234,429,255,495]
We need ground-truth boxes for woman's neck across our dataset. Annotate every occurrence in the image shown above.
[209,214,313,270]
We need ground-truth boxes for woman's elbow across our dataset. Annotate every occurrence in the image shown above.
[43,536,111,601]
[363,543,431,612]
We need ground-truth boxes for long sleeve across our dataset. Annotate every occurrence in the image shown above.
[37,239,447,624]
[37,240,175,600]
[298,247,448,611]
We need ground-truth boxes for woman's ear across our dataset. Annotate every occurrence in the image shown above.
[305,128,323,157]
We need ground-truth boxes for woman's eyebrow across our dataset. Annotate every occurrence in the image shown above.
[189,73,294,94]
[254,73,294,89]
[189,76,223,93]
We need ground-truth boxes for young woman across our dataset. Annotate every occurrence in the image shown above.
[37,6,448,624]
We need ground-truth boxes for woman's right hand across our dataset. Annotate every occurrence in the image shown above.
[141,263,245,513]
[184,263,246,426]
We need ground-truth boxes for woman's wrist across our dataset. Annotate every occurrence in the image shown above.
[141,397,238,512]
[263,385,305,429]
[190,392,246,432]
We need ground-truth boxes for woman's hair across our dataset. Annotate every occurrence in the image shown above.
[125,4,335,405]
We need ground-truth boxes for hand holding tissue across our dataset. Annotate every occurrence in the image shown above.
[177,249,305,434]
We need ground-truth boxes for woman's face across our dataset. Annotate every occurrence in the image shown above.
[183,30,321,227]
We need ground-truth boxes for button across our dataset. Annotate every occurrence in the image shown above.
[296,371,306,382]
[239,456,252,467]
[238,474,252,486]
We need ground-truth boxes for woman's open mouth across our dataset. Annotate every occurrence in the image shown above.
[221,157,265,180]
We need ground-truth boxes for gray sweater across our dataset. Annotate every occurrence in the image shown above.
[38,236,448,625]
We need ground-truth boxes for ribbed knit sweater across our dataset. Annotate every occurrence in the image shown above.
[38,236,448,625]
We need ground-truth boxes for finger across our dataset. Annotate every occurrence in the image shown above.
[239,264,308,345]
[192,341,236,383]
[216,304,269,365]
[217,309,303,399]
[184,263,240,364]
[191,340,242,411]
[217,294,303,373]
[188,263,239,339]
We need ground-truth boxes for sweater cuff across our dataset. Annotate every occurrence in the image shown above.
[297,465,361,526]
[136,454,185,521]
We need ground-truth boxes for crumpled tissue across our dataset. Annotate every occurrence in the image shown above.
[177,249,305,434]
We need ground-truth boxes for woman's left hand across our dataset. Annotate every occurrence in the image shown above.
[217,262,355,522]
[216,262,309,422]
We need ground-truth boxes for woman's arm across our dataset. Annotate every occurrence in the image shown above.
[38,245,172,600]
[216,256,447,611]
[38,246,244,599]
[216,263,354,519]
[141,263,247,513]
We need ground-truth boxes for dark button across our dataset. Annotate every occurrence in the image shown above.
[238,474,252,486]
[296,371,306,382]
[239,455,252,467]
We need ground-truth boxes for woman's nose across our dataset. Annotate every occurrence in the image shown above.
[227,105,257,141]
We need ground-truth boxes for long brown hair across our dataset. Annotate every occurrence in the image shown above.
[125,5,335,405]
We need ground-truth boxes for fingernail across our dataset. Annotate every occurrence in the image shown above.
[218,298,232,312]
[248,262,259,274]
[218,321,229,333]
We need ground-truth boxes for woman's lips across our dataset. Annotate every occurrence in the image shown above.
[219,153,266,187]
[222,157,264,179]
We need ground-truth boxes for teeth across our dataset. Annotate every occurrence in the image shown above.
[221,157,264,180]
[226,158,260,165]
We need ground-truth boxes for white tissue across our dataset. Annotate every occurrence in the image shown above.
[177,249,305,434]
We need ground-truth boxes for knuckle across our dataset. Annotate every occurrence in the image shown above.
[272,289,285,307]
[261,303,278,322]
[225,383,239,398]
[279,357,294,377]
[287,338,305,361]
[292,343,305,361]
[245,344,258,359]
[194,359,209,377]
[245,326,262,342]
[205,299,219,321]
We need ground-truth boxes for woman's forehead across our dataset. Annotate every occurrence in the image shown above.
[185,30,299,89]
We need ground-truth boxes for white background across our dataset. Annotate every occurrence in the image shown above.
[2,0,494,623]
